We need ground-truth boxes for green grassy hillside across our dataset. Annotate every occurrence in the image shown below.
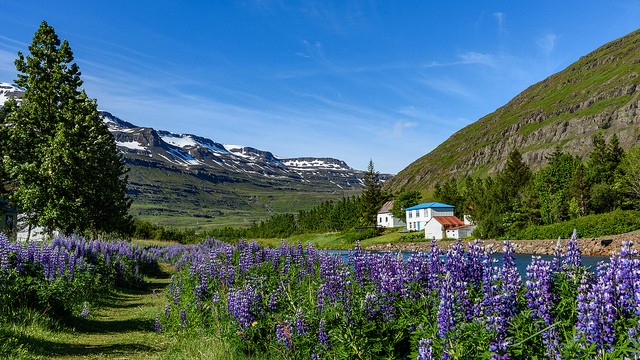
[386,28,640,192]
[126,160,359,229]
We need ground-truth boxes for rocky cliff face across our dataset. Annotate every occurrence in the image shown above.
[386,28,640,192]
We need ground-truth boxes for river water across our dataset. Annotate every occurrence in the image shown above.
[321,250,609,277]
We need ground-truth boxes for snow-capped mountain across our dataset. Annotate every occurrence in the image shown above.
[101,110,373,188]
[0,82,24,106]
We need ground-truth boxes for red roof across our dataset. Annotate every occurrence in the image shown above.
[432,216,465,229]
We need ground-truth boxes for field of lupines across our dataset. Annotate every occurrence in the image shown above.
[0,234,159,319]
[156,234,640,360]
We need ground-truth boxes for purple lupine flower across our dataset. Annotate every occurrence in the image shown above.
[79,304,90,318]
[164,305,171,317]
[443,241,472,321]
[179,308,187,328]
[364,292,380,319]
[563,229,582,275]
[417,338,434,360]
[500,242,521,319]
[426,239,444,291]
[550,237,563,272]
[268,292,278,311]
[194,285,203,309]
[154,315,163,332]
[0,235,10,271]
[467,240,487,287]
[437,273,457,339]
[317,255,351,309]
[575,263,617,352]
[227,285,261,330]
[318,318,329,349]
[525,257,559,359]
[295,308,307,336]
[276,320,293,350]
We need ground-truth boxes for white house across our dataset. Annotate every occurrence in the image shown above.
[425,215,476,240]
[377,200,406,228]
[404,202,454,232]
[16,214,57,242]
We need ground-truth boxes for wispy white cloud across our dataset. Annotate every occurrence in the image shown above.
[536,32,557,56]
[458,52,496,67]
[418,76,477,101]
[391,120,417,136]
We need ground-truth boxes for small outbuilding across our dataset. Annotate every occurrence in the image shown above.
[425,215,476,240]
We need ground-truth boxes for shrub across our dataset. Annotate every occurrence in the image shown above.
[514,210,640,239]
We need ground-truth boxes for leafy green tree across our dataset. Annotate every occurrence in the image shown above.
[534,148,581,224]
[0,21,131,237]
[462,176,504,238]
[618,145,640,209]
[434,179,465,218]
[568,163,590,217]
[359,160,389,226]
[391,190,422,219]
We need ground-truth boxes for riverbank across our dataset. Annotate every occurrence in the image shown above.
[365,230,640,256]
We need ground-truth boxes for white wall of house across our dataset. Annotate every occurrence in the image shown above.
[377,212,405,228]
[15,215,58,242]
[424,218,445,240]
[405,207,454,232]
[445,225,476,239]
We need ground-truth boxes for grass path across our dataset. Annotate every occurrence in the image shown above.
[17,272,174,359]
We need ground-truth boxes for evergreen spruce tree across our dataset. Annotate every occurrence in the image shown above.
[359,160,388,226]
[1,21,131,237]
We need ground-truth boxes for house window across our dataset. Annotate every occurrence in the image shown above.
[408,212,412,219]
[414,210,418,218]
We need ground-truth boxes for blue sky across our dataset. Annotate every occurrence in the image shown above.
[1,1,640,174]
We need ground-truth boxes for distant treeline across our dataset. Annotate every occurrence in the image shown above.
[132,219,199,243]
[433,134,640,239]
[206,196,363,240]
[131,196,366,243]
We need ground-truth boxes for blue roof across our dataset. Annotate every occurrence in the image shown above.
[404,202,454,211]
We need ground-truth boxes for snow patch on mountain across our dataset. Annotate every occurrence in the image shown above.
[116,140,146,151]
[160,131,229,154]
[0,82,24,106]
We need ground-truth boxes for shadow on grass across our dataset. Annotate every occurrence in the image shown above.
[2,328,160,358]
[64,316,155,334]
